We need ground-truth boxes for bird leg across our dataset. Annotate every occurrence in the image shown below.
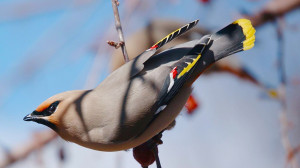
[133,121,176,168]
[133,132,164,168]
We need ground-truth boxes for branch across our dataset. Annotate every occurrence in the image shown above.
[276,18,300,168]
[110,0,129,62]
[0,0,72,22]
[152,146,162,168]
[107,40,124,49]
[0,130,58,168]
[243,0,300,27]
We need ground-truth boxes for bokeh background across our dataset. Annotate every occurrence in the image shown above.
[0,0,300,167]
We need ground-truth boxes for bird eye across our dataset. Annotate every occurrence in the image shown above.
[48,101,60,114]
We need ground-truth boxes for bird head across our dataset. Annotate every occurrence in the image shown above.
[23,99,60,130]
[23,89,116,150]
[23,90,90,133]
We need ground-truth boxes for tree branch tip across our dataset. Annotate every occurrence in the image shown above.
[107,40,122,49]
[114,0,120,6]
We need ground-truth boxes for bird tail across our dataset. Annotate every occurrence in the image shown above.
[207,18,256,61]
[175,19,256,85]
[155,19,256,107]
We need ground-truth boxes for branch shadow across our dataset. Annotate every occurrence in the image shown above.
[117,47,192,142]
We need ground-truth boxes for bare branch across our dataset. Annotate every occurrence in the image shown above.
[276,18,300,168]
[107,40,123,49]
[0,130,58,168]
[288,145,300,162]
[244,0,300,27]
[110,0,129,62]
[152,146,162,168]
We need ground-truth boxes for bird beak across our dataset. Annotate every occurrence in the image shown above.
[23,111,41,121]
[23,114,35,121]
[23,111,57,130]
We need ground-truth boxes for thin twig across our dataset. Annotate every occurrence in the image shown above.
[0,130,57,168]
[288,145,300,162]
[151,133,163,168]
[244,0,300,27]
[110,0,129,62]
[276,18,299,168]
[152,146,162,168]
[107,40,123,49]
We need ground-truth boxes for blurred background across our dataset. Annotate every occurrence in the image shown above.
[0,0,300,167]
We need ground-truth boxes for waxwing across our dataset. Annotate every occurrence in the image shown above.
[24,19,255,152]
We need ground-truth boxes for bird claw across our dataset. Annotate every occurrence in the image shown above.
[133,132,164,168]
[151,133,163,145]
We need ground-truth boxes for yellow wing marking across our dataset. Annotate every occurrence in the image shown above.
[153,20,198,47]
[233,19,256,51]
[177,54,202,79]
[154,27,182,46]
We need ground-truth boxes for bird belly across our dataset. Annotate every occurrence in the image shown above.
[78,86,192,151]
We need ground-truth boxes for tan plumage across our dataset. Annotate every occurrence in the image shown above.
[24,19,255,152]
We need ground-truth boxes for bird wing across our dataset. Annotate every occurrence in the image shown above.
[94,19,255,144]
[129,19,199,78]
[154,35,212,113]
[154,19,256,113]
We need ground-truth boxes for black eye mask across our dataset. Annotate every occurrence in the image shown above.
[24,101,60,131]
[31,101,60,117]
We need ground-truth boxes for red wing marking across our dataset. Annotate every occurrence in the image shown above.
[170,67,178,79]
[149,44,158,50]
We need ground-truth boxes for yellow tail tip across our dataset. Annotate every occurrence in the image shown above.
[233,19,256,51]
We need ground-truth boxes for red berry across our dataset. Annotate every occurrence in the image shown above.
[185,95,199,114]
[199,0,210,3]
[133,143,156,167]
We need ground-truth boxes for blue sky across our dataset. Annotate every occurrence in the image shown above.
[0,0,299,167]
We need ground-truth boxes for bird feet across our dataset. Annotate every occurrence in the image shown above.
[133,132,164,168]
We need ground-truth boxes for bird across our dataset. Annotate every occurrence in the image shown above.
[23,18,255,152]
